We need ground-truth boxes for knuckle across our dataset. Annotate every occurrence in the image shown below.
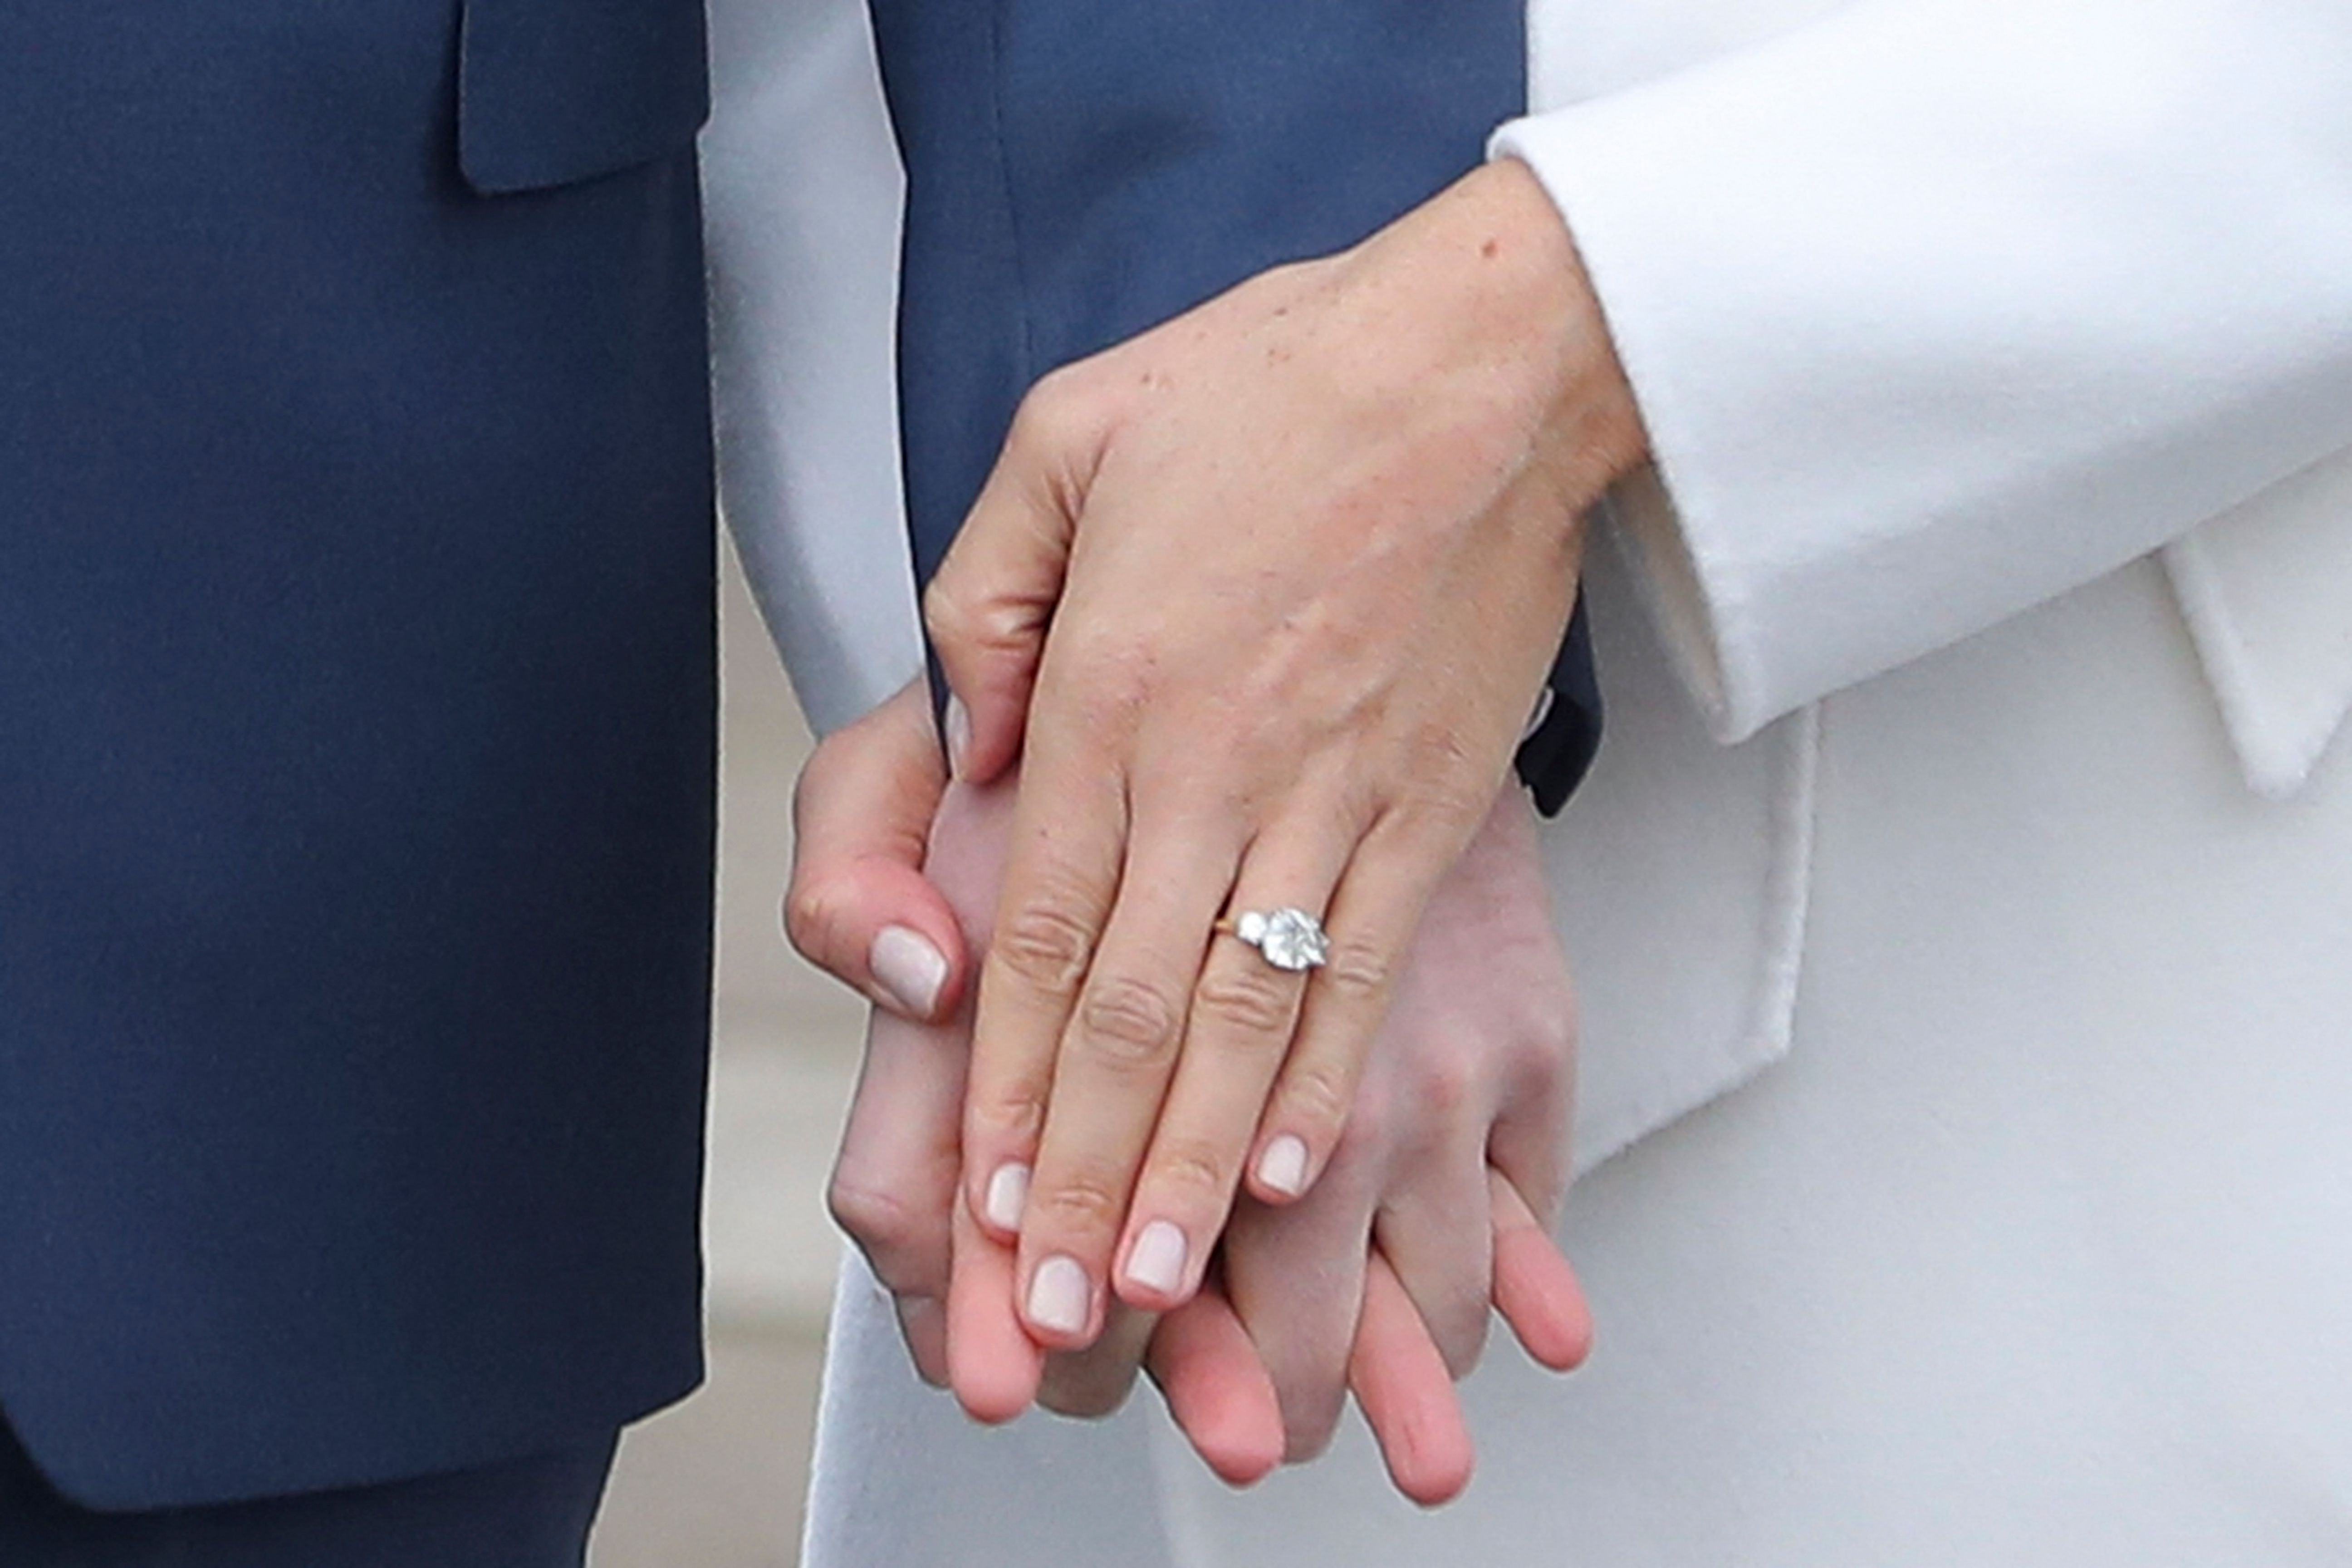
[1407,1055,1481,1121]
[826,1177,921,1258]
[1058,648,1152,735]
[919,576,975,650]
[1076,974,1185,1071]
[1406,719,1483,781]
[922,575,1034,665]
[1033,1173,1127,1235]
[1192,964,1299,1038]
[1143,1141,1230,1209]
[1321,936,1397,1005]
[970,1088,1047,1150]
[994,899,1098,998]
[1397,773,1491,844]
[1011,366,1095,451]
[1279,1062,1358,1142]
[781,875,851,966]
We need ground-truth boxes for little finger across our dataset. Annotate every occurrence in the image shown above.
[1247,817,1453,1206]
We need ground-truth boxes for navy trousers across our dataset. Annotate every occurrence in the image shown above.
[0,1418,616,1568]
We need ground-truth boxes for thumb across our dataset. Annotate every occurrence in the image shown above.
[784,679,968,1022]
[921,374,1101,786]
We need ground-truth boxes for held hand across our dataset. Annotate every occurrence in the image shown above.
[927,159,1645,1348]
[797,735,1592,1499]
[782,681,969,1025]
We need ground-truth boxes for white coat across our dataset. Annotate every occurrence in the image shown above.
[703,0,2352,1559]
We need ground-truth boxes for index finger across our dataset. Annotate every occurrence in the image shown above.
[958,734,1128,1246]
[1350,1252,1475,1508]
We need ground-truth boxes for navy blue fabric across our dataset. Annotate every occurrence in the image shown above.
[458,0,710,193]
[870,0,1601,809]
[0,0,715,1511]
[0,1420,616,1568]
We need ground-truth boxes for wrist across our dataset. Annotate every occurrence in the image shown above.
[1431,159,1649,513]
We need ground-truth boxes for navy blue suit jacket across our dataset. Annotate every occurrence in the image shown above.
[0,0,715,1509]
[0,0,1600,1519]
[869,0,1602,810]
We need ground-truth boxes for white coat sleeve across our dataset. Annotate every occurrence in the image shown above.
[1493,0,2352,743]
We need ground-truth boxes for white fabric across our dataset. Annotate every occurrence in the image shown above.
[697,0,2352,1559]
[1480,0,2352,1203]
[703,0,921,736]
[1496,0,2352,766]
[2164,446,2352,800]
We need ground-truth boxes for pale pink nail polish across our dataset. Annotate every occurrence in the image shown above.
[870,925,948,1018]
[1257,1135,1311,1198]
[1027,1255,1089,1336]
[984,1163,1030,1232]
[1125,1221,1188,1296]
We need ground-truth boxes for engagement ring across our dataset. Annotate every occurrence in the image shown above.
[1214,907,1332,972]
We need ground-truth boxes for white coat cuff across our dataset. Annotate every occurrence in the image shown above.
[1491,0,2352,745]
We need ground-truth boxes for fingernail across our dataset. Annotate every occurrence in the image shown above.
[1026,1255,1091,1337]
[1257,1135,1311,1198]
[943,695,972,779]
[870,925,948,1018]
[984,1163,1031,1232]
[1124,1220,1188,1297]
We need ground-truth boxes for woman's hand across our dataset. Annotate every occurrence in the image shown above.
[926,159,1643,1348]
[938,777,1591,1504]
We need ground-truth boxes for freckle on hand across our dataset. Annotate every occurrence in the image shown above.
[1480,239,1500,260]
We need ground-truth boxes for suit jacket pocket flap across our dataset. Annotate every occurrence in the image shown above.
[458,0,710,195]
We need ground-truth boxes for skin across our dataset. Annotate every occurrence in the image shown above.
[788,682,1592,1500]
[917,157,1648,1351]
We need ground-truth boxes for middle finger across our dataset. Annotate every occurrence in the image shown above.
[1009,811,1241,1347]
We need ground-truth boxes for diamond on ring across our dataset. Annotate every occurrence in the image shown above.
[1229,907,1331,972]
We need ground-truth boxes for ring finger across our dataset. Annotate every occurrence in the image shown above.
[1110,809,1360,1310]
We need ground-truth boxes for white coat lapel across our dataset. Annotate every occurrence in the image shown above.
[1550,536,1819,1173]
[2162,446,2352,800]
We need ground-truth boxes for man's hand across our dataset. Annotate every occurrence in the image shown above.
[781,681,971,1026]
[923,159,1645,1350]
